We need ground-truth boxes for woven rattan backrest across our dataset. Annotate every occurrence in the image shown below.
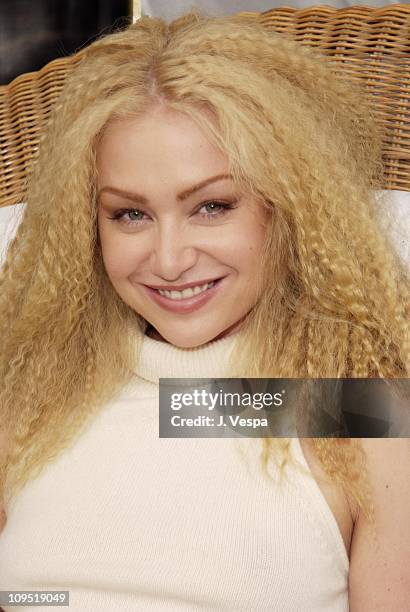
[0,4,409,207]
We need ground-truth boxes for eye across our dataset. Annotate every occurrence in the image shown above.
[197,200,238,220]
[106,200,238,227]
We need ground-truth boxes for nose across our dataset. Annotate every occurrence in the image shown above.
[149,223,199,281]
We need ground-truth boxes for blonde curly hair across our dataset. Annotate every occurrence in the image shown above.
[1,10,408,540]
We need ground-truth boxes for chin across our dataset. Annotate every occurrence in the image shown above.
[153,328,225,349]
[171,336,215,349]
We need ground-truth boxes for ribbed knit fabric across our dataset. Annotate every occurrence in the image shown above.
[0,332,349,611]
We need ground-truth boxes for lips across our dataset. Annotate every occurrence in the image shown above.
[142,276,226,314]
[146,277,222,292]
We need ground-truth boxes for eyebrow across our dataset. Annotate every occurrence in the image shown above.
[97,173,233,205]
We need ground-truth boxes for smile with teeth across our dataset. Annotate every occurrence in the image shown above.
[156,281,216,300]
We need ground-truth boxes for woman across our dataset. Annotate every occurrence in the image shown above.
[0,9,409,611]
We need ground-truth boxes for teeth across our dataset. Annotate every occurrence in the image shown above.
[158,281,215,300]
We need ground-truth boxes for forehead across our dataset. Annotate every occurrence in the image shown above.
[96,108,230,189]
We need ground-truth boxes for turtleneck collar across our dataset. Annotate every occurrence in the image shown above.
[135,331,240,384]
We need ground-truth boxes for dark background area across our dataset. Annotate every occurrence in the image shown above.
[0,0,132,85]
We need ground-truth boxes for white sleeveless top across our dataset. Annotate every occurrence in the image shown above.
[0,332,349,611]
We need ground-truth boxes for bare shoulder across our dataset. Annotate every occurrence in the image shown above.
[298,437,357,557]
[349,438,410,611]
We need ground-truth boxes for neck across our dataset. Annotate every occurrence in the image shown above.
[136,326,240,383]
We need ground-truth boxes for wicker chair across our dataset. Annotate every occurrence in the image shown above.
[0,3,409,208]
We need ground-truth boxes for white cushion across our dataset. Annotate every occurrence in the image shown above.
[0,202,26,267]
[373,190,410,268]
[0,191,409,268]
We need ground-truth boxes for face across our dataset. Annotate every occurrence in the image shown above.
[97,106,268,348]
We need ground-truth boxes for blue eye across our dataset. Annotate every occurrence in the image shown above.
[198,201,237,220]
[107,200,238,227]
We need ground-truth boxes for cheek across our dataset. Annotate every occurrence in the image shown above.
[99,233,142,280]
[232,221,266,270]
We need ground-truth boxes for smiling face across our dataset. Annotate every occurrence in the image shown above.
[96,105,268,348]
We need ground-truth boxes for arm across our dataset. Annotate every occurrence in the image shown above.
[348,438,410,611]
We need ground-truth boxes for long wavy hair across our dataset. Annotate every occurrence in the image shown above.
[1,10,409,538]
